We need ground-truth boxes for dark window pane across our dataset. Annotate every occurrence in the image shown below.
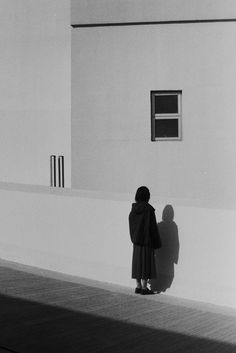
[155,119,179,138]
[155,95,178,114]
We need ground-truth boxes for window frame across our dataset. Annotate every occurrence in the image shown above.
[151,90,182,141]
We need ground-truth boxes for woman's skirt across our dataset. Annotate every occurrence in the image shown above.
[132,245,157,279]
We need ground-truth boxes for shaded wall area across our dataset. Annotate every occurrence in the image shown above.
[150,205,179,293]
[71,0,236,24]
[0,183,235,308]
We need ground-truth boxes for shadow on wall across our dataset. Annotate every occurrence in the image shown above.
[150,205,179,293]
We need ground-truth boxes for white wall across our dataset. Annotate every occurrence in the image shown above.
[71,22,236,208]
[71,0,236,24]
[0,184,235,308]
[70,3,236,309]
[0,0,71,186]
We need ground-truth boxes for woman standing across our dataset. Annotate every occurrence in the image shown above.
[129,186,161,295]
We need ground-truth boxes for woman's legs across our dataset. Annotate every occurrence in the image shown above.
[135,278,154,294]
[141,279,147,289]
[141,278,154,294]
[135,279,148,289]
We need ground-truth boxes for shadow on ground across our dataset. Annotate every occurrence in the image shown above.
[0,293,235,353]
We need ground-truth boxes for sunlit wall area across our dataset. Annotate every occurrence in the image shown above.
[0,0,71,186]
[71,1,236,208]
[0,184,235,308]
[69,0,236,307]
[0,0,235,310]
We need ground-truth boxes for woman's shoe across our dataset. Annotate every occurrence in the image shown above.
[141,288,154,295]
[135,287,142,294]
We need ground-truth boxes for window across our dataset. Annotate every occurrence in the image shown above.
[151,90,182,141]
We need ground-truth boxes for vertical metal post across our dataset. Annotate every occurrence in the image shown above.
[58,155,65,188]
[50,155,56,187]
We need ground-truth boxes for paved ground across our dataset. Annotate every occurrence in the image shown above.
[0,259,236,353]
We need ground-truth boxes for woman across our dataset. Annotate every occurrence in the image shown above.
[129,186,161,295]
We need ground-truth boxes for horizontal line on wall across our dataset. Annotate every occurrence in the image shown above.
[71,18,236,28]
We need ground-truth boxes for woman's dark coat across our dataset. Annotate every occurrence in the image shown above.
[129,202,162,249]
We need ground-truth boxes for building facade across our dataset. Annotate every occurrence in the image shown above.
[71,0,236,210]
[0,1,236,309]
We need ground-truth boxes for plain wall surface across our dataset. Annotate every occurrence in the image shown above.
[71,22,236,208]
[0,0,71,186]
[0,183,236,308]
[70,6,236,309]
[71,0,236,24]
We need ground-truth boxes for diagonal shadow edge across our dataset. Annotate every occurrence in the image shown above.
[0,293,235,353]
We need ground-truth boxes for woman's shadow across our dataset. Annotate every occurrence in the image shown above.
[150,205,179,293]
